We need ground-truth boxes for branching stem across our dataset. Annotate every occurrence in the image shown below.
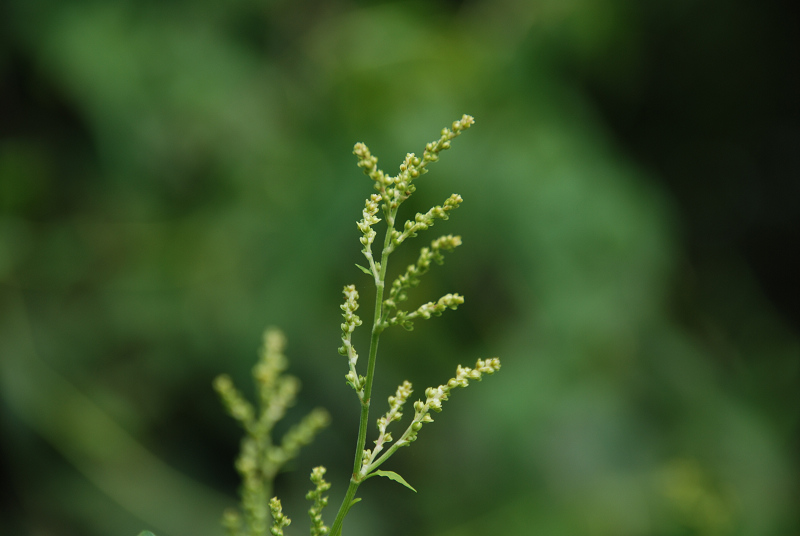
[330,206,395,536]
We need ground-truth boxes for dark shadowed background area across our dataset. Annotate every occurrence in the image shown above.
[1,1,798,535]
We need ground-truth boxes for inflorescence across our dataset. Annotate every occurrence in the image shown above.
[213,115,500,536]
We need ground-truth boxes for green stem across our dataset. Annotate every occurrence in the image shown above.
[330,212,395,536]
[329,476,359,536]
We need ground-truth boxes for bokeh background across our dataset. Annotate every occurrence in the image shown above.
[1,1,798,535]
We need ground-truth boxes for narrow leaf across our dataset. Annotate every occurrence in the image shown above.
[343,496,362,515]
[138,532,157,536]
[355,264,373,276]
[372,470,417,492]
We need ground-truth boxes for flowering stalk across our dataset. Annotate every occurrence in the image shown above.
[210,116,499,536]
[329,115,500,536]
[307,467,331,536]
[215,329,329,536]
[363,358,501,474]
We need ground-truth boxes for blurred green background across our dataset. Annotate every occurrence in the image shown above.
[1,0,798,535]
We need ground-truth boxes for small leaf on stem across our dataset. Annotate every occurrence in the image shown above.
[371,470,417,492]
[355,264,373,276]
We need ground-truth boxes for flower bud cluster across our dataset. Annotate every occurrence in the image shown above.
[379,381,413,437]
[360,381,413,474]
[268,497,291,536]
[337,285,365,396]
[396,153,421,189]
[385,234,462,311]
[389,194,463,251]
[222,507,243,536]
[215,328,329,536]
[338,285,362,346]
[263,375,300,428]
[253,328,288,405]
[416,293,465,319]
[233,439,270,536]
[389,293,465,331]
[429,234,462,260]
[357,194,382,263]
[353,116,471,236]
[353,142,391,190]
[399,357,501,447]
[306,466,331,536]
[214,375,255,425]
[268,408,331,468]
[368,152,420,213]
[214,328,302,436]
[420,114,474,167]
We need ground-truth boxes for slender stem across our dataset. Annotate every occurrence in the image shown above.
[330,211,396,536]
[329,476,359,536]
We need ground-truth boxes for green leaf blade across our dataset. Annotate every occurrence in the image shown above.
[355,263,373,276]
[372,470,417,492]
